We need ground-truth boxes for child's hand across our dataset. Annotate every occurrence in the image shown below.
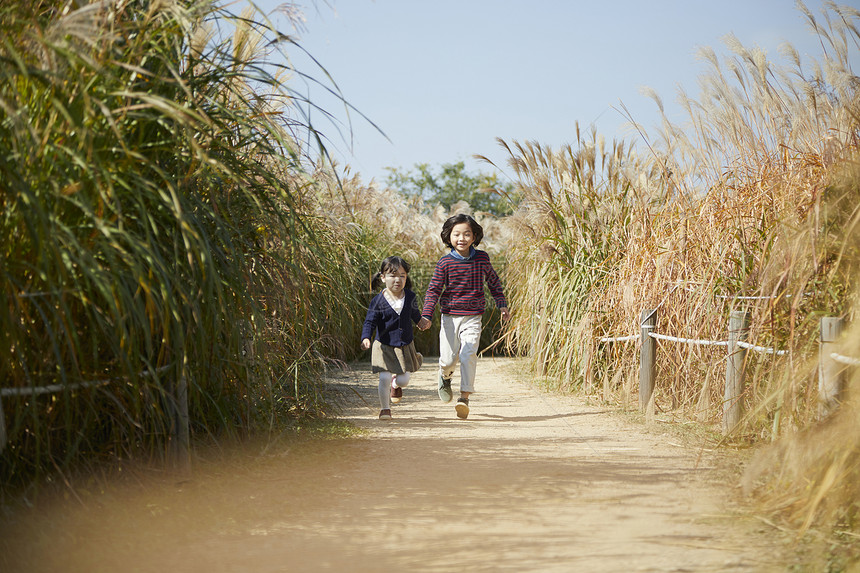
[418,317,431,331]
[500,307,510,321]
[360,338,371,351]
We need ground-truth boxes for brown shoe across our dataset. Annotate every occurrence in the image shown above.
[390,385,403,404]
[378,409,392,420]
[455,397,470,419]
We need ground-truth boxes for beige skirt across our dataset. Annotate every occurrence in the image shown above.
[371,340,423,374]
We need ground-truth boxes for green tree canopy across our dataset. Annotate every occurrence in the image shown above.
[384,161,518,216]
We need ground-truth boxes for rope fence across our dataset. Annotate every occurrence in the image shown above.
[715,294,780,300]
[0,379,112,398]
[831,352,860,367]
[0,364,186,470]
[600,331,782,353]
[599,334,638,343]
[536,314,573,333]
[648,332,729,347]
[595,308,859,432]
[0,364,172,398]
[713,292,812,300]
[736,341,789,355]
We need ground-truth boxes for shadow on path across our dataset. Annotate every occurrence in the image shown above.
[0,357,786,573]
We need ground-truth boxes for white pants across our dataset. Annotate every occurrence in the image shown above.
[378,371,410,410]
[439,314,483,393]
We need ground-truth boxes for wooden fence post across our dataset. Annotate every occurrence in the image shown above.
[531,309,548,377]
[639,308,657,411]
[819,316,845,418]
[582,312,594,394]
[0,395,6,453]
[169,357,191,474]
[723,310,749,433]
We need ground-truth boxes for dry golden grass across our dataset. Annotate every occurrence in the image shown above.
[495,1,860,539]
[739,155,860,548]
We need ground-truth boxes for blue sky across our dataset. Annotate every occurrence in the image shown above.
[252,1,854,185]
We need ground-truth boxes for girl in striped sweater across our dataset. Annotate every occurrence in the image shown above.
[421,214,509,419]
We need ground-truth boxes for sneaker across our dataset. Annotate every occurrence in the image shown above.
[390,384,402,404]
[378,409,392,420]
[455,397,470,419]
[438,374,453,403]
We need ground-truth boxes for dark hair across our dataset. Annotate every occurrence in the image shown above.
[370,256,413,291]
[440,214,483,248]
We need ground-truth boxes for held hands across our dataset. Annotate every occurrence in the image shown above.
[361,317,430,351]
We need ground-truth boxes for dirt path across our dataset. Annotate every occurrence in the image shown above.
[1,357,788,572]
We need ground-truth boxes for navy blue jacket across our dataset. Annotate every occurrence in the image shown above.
[361,289,422,347]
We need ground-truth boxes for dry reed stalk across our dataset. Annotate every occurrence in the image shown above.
[484,4,860,544]
[739,152,860,541]
[500,3,859,436]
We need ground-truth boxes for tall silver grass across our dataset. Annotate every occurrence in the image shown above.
[0,0,373,487]
[498,0,860,537]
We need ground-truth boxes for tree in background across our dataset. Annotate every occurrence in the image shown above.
[385,161,518,216]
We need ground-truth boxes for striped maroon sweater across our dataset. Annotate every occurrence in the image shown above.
[421,249,507,318]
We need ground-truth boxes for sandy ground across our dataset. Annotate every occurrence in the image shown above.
[0,357,789,573]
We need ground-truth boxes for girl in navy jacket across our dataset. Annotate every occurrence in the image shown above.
[361,256,431,419]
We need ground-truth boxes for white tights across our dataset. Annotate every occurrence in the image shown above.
[378,371,410,410]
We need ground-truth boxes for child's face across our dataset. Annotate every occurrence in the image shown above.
[383,265,408,297]
[450,222,475,256]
